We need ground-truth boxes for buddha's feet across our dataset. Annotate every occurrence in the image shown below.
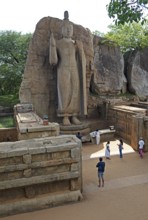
[63,117,71,126]
[71,116,81,125]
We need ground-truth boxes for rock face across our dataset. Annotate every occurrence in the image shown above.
[125,48,148,100]
[90,37,127,95]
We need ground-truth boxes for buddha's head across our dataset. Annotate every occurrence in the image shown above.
[62,11,73,38]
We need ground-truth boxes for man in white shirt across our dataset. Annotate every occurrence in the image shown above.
[138,137,145,158]
[89,131,97,144]
[95,129,100,145]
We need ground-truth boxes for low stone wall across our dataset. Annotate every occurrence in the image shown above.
[0,135,82,217]
[0,127,17,142]
[89,129,115,144]
[108,108,136,142]
[107,105,148,151]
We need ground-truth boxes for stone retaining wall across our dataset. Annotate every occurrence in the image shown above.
[107,106,148,151]
[107,108,136,142]
[0,127,17,142]
[0,135,82,217]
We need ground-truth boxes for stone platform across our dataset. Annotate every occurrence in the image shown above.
[14,104,59,140]
[0,135,82,217]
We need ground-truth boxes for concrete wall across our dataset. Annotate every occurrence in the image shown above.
[0,135,82,217]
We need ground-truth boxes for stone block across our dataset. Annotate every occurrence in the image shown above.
[71,148,81,159]
[23,154,32,164]
[25,186,36,198]
[23,169,32,178]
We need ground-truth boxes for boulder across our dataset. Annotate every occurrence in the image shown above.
[90,37,127,95]
[125,48,148,101]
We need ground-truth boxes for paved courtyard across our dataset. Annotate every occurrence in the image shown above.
[2,139,148,220]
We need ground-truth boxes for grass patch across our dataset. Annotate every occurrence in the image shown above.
[0,116,15,128]
[0,94,19,107]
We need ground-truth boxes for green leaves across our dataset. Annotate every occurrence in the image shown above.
[104,21,148,54]
[107,0,148,25]
[0,31,32,95]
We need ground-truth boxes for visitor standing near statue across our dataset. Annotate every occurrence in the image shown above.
[95,129,100,145]
[117,139,124,158]
[76,132,82,141]
[96,157,105,187]
[138,137,145,158]
[49,11,87,126]
[105,141,111,159]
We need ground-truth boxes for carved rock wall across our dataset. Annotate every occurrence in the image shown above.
[19,16,94,121]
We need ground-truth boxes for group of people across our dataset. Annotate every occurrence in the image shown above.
[105,139,124,160]
[96,137,145,188]
[76,130,145,188]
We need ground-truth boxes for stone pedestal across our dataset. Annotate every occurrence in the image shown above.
[60,122,90,136]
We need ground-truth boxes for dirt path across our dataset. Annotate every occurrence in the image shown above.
[2,139,148,220]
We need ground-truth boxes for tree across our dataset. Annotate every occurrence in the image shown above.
[0,31,32,95]
[92,30,105,37]
[107,0,148,25]
[104,21,148,54]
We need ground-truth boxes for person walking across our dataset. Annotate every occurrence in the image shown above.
[118,139,124,158]
[95,129,100,145]
[105,141,111,159]
[96,157,105,187]
[138,137,145,158]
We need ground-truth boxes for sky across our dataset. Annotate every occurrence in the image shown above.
[0,0,113,34]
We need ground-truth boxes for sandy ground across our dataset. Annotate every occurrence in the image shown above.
[2,139,148,220]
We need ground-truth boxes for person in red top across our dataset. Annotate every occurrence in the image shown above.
[138,137,145,158]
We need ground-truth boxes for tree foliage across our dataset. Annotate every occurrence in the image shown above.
[92,30,105,37]
[107,0,148,25]
[0,31,32,95]
[104,21,148,54]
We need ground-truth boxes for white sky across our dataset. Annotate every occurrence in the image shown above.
[0,0,113,34]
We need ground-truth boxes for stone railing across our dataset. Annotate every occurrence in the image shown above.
[0,135,82,217]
